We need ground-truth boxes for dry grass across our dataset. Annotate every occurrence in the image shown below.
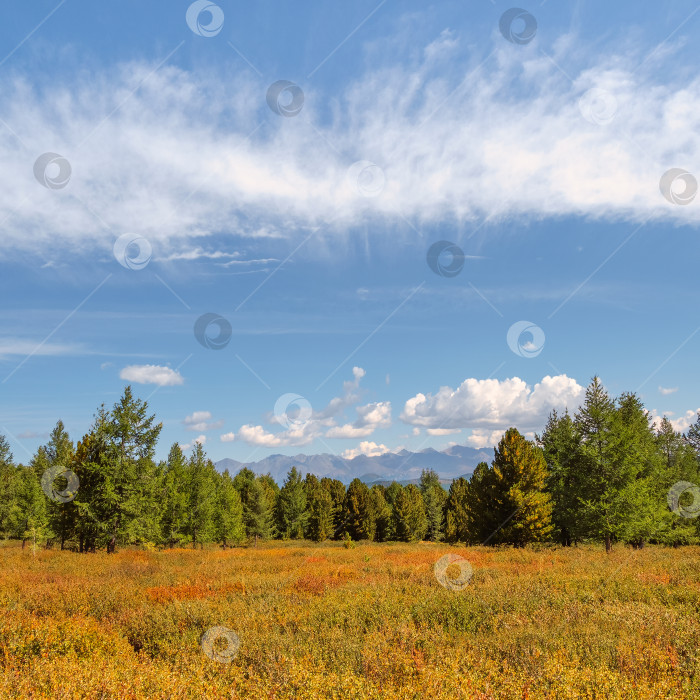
[1,540,699,698]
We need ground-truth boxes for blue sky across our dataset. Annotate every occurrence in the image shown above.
[1,0,699,465]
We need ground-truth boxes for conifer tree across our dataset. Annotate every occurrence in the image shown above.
[213,470,245,548]
[393,484,427,542]
[468,429,552,546]
[305,473,334,541]
[277,467,308,539]
[419,469,446,541]
[444,477,470,543]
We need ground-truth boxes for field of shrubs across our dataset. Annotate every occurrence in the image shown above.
[1,540,700,699]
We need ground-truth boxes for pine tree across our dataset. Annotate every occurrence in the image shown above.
[393,484,427,542]
[468,429,553,546]
[538,410,583,545]
[343,478,376,540]
[277,467,308,539]
[686,412,700,459]
[574,377,620,552]
[320,477,346,538]
[184,442,216,548]
[370,484,393,542]
[161,444,188,548]
[444,477,470,543]
[305,474,334,542]
[42,422,76,549]
[656,416,700,546]
[213,470,245,548]
[243,477,274,546]
[419,469,446,541]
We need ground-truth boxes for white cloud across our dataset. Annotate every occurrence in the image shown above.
[0,339,82,358]
[401,375,584,430]
[183,410,224,432]
[466,429,506,449]
[659,386,679,395]
[649,408,699,433]
[426,428,461,436]
[342,441,391,460]
[220,432,236,442]
[326,401,392,438]
[2,38,700,260]
[119,364,184,386]
[237,424,314,448]
[179,434,206,451]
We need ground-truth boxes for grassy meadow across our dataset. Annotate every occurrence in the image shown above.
[1,541,700,699]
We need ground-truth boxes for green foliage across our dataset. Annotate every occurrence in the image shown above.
[343,479,376,541]
[276,467,308,539]
[2,378,699,553]
[467,429,553,546]
[419,469,446,541]
[444,477,470,543]
[393,484,428,542]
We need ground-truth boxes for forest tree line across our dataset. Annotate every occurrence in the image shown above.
[1,378,700,552]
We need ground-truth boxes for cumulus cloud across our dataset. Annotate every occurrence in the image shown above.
[649,408,699,434]
[220,432,236,443]
[426,428,461,436]
[236,367,389,448]
[342,441,391,460]
[119,364,184,386]
[325,401,391,438]
[179,434,206,451]
[659,386,679,395]
[183,410,224,432]
[401,375,584,431]
[1,35,699,260]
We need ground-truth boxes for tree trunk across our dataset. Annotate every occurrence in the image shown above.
[605,533,612,553]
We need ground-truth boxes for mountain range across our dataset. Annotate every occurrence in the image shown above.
[215,444,493,485]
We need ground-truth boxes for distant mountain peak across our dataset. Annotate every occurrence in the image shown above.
[215,443,491,485]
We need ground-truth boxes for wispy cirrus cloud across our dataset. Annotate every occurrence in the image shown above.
[1,33,699,262]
